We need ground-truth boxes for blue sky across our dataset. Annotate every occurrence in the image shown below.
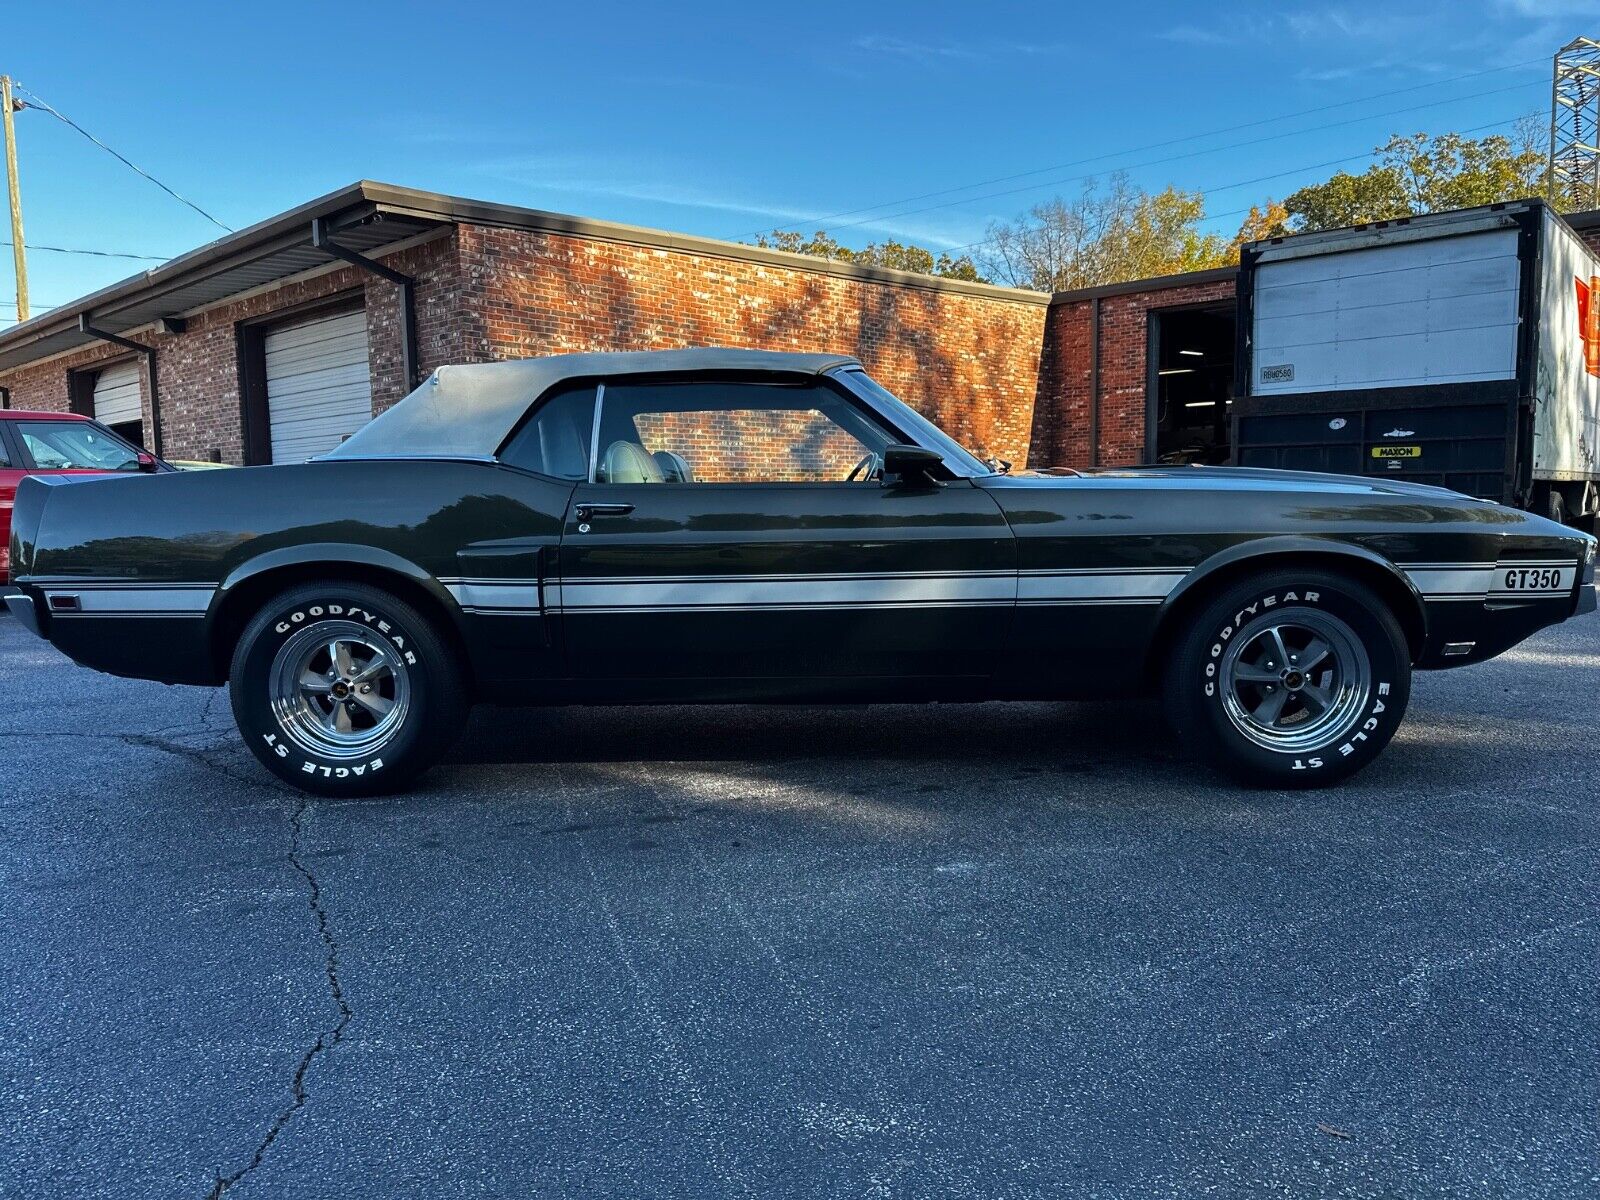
[2,0,1595,325]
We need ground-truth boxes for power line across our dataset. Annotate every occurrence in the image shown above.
[742,56,1547,241]
[1,239,167,261]
[12,83,233,233]
[1188,115,1534,222]
[813,80,1544,239]
[931,112,1531,261]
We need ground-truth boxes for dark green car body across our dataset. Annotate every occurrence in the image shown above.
[7,350,1596,708]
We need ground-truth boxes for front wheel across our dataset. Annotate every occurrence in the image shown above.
[229,583,468,795]
[1163,570,1412,787]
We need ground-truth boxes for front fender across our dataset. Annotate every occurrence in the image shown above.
[1157,535,1429,656]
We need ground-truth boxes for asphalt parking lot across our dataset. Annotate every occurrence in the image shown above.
[1,611,1597,1199]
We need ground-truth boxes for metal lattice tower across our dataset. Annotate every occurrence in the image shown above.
[1550,37,1600,208]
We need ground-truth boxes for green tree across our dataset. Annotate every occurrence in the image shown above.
[752,229,985,282]
[1229,199,1291,253]
[981,174,1237,292]
[1284,130,1546,231]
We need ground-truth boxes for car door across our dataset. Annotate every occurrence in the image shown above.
[557,375,1016,684]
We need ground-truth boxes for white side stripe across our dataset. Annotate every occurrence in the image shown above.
[1402,566,1496,598]
[1018,570,1187,605]
[44,586,213,615]
[453,560,1571,614]
[446,581,545,613]
[559,573,1018,612]
[1402,560,1575,602]
[450,568,1199,614]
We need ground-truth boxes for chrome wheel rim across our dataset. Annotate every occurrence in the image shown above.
[1219,610,1370,753]
[268,621,411,761]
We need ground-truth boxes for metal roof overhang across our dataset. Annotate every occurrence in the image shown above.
[0,182,448,374]
[0,180,1052,376]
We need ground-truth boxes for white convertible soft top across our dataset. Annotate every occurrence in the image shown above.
[324,348,860,460]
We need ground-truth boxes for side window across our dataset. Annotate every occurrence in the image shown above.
[14,421,142,471]
[0,430,10,468]
[596,381,890,484]
[499,385,596,480]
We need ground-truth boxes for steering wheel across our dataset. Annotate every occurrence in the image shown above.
[845,452,882,482]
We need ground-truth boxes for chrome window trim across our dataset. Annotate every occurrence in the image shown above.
[587,382,606,485]
[826,366,992,479]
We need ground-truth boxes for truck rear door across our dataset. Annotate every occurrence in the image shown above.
[1234,207,1532,503]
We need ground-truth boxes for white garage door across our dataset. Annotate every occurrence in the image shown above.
[93,361,143,433]
[265,308,373,462]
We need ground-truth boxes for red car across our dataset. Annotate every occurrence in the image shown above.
[0,410,160,584]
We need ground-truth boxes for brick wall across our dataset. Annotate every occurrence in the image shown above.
[1033,277,1237,468]
[1,223,1048,468]
[635,409,865,483]
[456,224,1049,467]
[0,234,463,463]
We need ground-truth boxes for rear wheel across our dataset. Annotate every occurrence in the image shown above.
[230,583,467,795]
[1163,570,1411,787]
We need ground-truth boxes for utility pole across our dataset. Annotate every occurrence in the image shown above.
[0,76,27,322]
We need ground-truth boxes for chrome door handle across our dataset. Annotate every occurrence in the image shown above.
[574,503,634,520]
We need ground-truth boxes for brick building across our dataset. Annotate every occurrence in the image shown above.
[5,183,1598,471]
[0,182,1051,468]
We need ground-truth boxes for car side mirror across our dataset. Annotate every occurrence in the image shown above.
[135,452,158,473]
[882,443,943,487]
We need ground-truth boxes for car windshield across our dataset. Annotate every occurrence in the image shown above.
[15,421,144,471]
[837,369,994,477]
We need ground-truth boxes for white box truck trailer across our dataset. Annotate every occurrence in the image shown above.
[1233,200,1600,524]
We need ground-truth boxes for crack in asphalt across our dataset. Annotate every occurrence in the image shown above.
[208,796,352,1198]
[120,733,288,795]
[1,720,354,1194]
[0,728,275,794]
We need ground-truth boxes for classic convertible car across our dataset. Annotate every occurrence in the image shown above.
[6,349,1596,795]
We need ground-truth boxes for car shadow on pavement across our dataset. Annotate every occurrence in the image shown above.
[449,698,1181,773]
[431,695,1498,806]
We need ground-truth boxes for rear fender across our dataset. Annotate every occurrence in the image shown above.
[212,543,467,657]
[8,474,71,583]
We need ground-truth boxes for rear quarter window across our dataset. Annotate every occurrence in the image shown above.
[499,385,597,480]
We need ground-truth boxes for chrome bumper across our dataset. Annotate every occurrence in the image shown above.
[3,588,43,637]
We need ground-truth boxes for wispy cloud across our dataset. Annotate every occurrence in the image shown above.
[473,152,980,246]
[1281,8,1412,40]
[1158,24,1237,46]
[849,33,1072,65]
[1453,3,1598,68]
[852,34,980,62]
[1295,57,1453,83]
[1492,0,1600,15]
[1158,7,1421,52]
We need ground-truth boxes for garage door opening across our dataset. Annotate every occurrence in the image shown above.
[92,360,144,447]
[1148,305,1235,465]
[263,307,373,464]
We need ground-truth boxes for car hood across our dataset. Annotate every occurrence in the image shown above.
[988,464,1488,502]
